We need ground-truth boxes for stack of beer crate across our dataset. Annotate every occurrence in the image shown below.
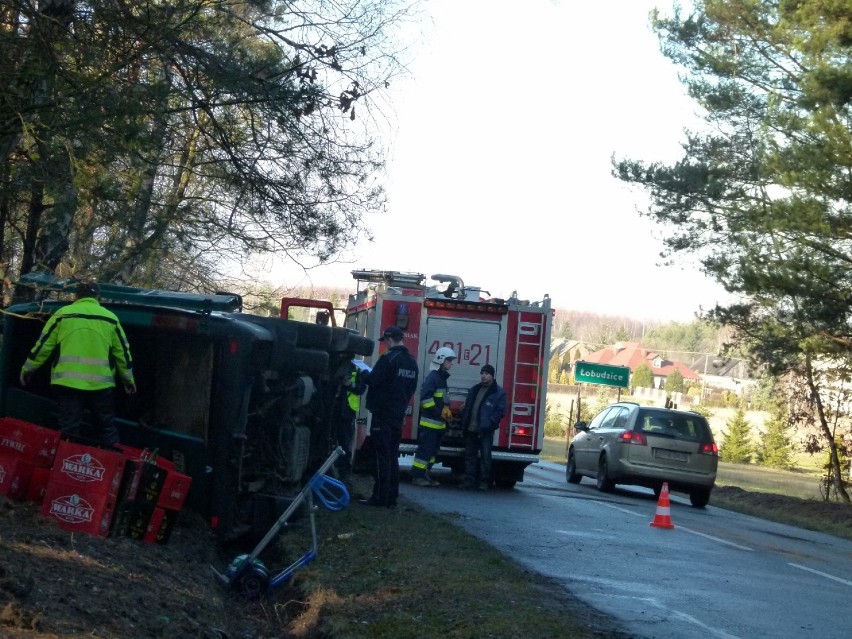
[112,444,192,544]
[0,417,192,543]
[0,417,60,502]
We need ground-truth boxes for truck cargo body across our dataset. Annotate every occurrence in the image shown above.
[0,276,373,541]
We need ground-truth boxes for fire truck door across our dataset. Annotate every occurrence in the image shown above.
[423,317,501,403]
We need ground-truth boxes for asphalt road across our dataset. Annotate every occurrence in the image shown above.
[397,460,852,639]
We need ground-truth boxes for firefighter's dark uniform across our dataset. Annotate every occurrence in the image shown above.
[20,295,135,446]
[411,366,450,484]
[364,341,418,507]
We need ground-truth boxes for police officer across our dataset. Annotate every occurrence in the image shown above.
[362,325,418,508]
[411,347,456,487]
[19,280,136,447]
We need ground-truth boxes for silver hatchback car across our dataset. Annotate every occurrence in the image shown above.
[566,402,719,507]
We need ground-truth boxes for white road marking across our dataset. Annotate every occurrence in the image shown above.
[601,502,644,516]
[678,526,754,552]
[789,563,852,587]
[599,594,744,639]
[668,608,744,639]
[600,502,755,551]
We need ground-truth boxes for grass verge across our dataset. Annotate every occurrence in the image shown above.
[264,474,632,639]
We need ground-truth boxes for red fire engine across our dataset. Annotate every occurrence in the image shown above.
[345,270,552,487]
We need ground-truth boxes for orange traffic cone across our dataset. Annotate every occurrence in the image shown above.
[650,482,675,529]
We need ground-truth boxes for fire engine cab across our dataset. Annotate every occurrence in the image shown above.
[344,270,552,488]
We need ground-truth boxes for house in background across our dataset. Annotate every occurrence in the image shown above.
[583,342,700,389]
[549,338,591,380]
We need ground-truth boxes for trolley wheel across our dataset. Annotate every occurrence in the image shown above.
[237,565,270,600]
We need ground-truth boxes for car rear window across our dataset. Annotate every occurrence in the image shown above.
[638,410,713,442]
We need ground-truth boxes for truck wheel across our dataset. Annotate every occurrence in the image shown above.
[347,335,375,357]
[494,478,517,489]
[329,327,352,352]
[281,347,329,375]
[294,323,332,349]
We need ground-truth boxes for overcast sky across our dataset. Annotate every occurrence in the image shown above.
[253,0,730,322]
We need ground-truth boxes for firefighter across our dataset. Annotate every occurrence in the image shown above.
[460,364,506,491]
[361,325,419,508]
[19,280,136,447]
[411,347,456,487]
[331,358,367,488]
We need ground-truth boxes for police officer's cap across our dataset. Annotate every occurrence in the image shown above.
[379,326,404,342]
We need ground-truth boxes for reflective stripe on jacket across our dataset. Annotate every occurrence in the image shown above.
[419,368,449,430]
[21,297,134,391]
[347,370,361,411]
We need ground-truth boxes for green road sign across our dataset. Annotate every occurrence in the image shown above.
[574,361,630,389]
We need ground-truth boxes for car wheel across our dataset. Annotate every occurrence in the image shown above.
[596,456,615,493]
[690,488,711,509]
[566,450,582,484]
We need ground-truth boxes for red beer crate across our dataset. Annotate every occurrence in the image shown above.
[0,417,61,468]
[41,482,119,538]
[112,459,167,539]
[156,470,192,511]
[25,466,52,504]
[50,441,127,498]
[0,451,33,500]
[142,507,179,545]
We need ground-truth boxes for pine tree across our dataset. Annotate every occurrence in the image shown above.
[631,363,654,391]
[664,369,685,394]
[756,406,795,470]
[720,408,754,463]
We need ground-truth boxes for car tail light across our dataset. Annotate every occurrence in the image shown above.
[699,442,718,455]
[618,431,647,445]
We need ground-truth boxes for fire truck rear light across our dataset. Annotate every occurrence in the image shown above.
[512,426,531,436]
[618,431,647,445]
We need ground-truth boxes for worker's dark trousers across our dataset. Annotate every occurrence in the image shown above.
[56,386,119,447]
[334,415,355,483]
[411,426,445,479]
[464,430,494,486]
[369,417,401,507]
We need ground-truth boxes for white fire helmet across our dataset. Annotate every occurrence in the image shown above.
[432,347,457,369]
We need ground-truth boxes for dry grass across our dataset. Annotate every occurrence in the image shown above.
[270,475,632,639]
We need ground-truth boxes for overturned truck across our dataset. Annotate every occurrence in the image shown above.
[0,274,373,541]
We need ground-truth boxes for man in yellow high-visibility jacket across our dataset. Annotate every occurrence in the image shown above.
[19,280,136,447]
[331,358,367,488]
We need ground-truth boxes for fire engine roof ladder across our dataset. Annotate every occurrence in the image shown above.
[509,314,547,449]
[351,270,426,288]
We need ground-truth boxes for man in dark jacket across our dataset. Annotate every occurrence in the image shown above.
[460,364,506,491]
[362,325,419,507]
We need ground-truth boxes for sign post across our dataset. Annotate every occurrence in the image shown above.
[574,361,631,401]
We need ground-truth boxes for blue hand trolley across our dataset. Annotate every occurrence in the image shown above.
[212,446,350,599]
